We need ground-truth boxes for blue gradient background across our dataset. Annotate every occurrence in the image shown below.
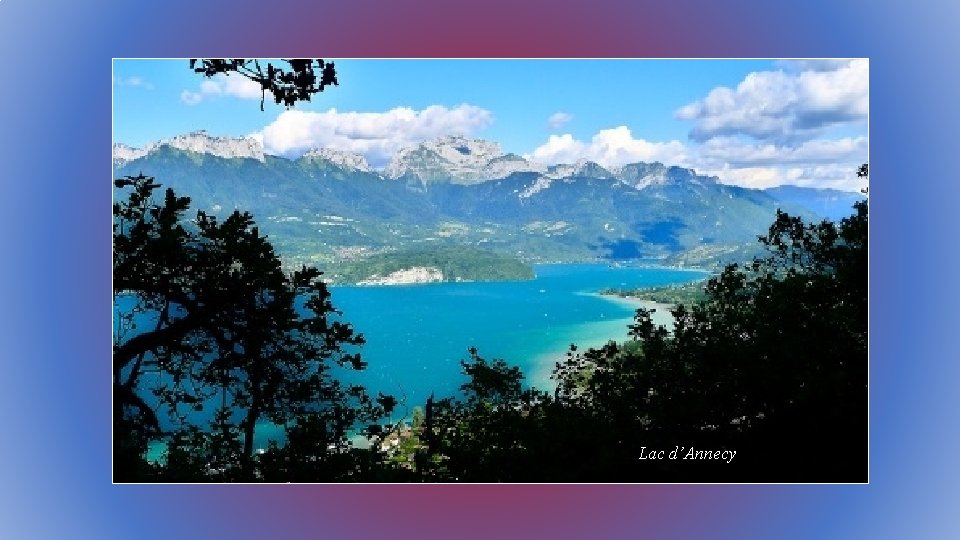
[1,0,956,538]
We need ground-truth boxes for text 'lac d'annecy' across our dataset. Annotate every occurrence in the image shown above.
[639,446,737,464]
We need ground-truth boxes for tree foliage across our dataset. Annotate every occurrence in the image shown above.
[113,174,394,481]
[189,59,338,110]
[417,348,553,481]
[419,195,867,482]
[115,161,867,482]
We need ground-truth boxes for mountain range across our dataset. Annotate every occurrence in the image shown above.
[113,131,865,270]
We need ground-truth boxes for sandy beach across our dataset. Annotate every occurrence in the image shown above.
[592,293,678,329]
[526,293,680,391]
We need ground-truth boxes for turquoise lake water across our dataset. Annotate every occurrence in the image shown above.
[130,263,708,455]
[328,263,708,406]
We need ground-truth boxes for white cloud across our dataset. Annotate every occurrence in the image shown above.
[775,59,856,72]
[789,163,868,190]
[255,104,494,166]
[526,127,866,191]
[528,126,689,169]
[698,136,867,167]
[700,162,866,191]
[180,90,204,105]
[180,74,263,105]
[547,112,573,129]
[689,137,866,191]
[527,134,586,164]
[676,59,868,143]
[114,75,154,90]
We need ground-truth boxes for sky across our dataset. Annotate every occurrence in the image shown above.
[113,59,868,191]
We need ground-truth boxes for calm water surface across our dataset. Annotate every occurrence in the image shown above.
[134,263,708,455]
[330,263,708,405]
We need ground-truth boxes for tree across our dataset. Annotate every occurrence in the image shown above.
[420,167,868,482]
[190,59,337,110]
[551,196,868,481]
[113,174,389,481]
[418,348,554,481]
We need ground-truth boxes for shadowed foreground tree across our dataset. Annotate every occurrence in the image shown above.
[114,159,866,482]
[417,348,551,481]
[554,198,867,481]
[421,192,867,482]
[190,59,337,110]
[113,174,396,481]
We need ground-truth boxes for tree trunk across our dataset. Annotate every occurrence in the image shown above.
[242,378,262,479]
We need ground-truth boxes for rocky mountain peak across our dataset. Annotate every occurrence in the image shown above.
[385,136,543,184]
[112,143,148,166]
[161,130,264,162]
[113,131,718,193]
[616,162,713,189]
[546,159,612,180]
[302,147,372,172]
[112,131,265,166]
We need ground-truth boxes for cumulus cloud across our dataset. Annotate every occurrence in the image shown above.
[547,112,573,129]
[686,137,865,191]
[526,127,866,191]
[698,136,867,168]
[528,134,586,164]
[528,126,689,168]
[775,59,855,72]
[255,104,494,166]
[700,162,866,191]
[676,59,868,143]
[181,74,263,105]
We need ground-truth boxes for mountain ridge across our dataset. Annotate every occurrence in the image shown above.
[113,139,862,274]
[114,131,863,197]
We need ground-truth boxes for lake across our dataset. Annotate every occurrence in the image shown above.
[328,263,708,409]
[133,263,708,456]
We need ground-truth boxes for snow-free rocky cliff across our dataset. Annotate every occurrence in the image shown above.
[384,135,547,184]
[113,130,265,166]
[113,132,711,194]
[113,130,862,268]
[301,147,372,172]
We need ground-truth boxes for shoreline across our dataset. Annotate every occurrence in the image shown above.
[587,292,677,328]
[328,261,709,287]
[526,293,679,391]
[531,261,712,273]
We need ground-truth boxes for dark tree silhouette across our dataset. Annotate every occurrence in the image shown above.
[551,199,868,481]
[418,167,867,482]
[113,174,390,481]
[419,348,551,482]
[190,59,338,110]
